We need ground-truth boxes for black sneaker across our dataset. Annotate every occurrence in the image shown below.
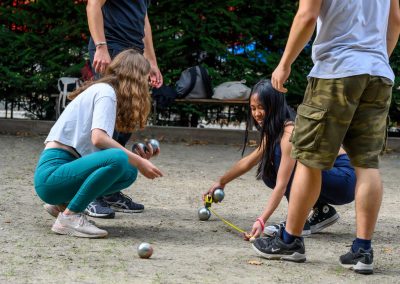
[104,192,144,213]
[252,227,306,263]
[264,220,311,237]
[339,247,374,275]
[308,204,339,233]
[84,198,115,219]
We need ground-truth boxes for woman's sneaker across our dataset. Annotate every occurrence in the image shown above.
[339,247,374,275]
[308,204,340,234]
[264,220,311,237]
[44,204,62,218]
[51,213,108,238]
[103,192,144,213]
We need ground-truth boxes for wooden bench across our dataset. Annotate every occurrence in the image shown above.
[174,98,248,105]
[152,98,248,127]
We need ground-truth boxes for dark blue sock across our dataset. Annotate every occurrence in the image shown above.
[352,238,371,252]
[282,229,301,244]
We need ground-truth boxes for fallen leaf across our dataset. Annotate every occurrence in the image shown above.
[248,260,263,265]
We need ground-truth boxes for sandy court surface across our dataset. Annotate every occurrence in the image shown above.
[0,134,399,283]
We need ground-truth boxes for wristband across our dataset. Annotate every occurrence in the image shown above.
[256,217,265,232]
[95,41,107,48]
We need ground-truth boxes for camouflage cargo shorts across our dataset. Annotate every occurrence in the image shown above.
[290,74,392,170]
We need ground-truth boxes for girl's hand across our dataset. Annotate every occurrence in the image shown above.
[202,183,224,202]
[136,158,163,179]
[250,218,265,239]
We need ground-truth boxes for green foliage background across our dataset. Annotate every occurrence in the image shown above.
[0,0,399,122]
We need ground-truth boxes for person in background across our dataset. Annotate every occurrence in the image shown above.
[84,0,163,218]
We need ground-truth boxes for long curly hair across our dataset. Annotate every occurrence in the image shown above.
[242,79,295,180]
[68,49,151,132]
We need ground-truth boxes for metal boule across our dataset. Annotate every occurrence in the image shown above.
[212,188,225,202]
[132,142,147,153]
[198,207,211,221]
[148,139,160,152]
[137,242,153,259]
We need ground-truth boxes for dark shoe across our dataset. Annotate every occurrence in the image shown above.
[308,204,339,233]
[104,192,144,213]
[264,220,311,237]
[339,247,374,275]
[252,228,306,263]
[84,198,115,219]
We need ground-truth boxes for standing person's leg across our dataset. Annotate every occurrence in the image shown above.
[285,164,321,236]
[262,165,312,237]
[339,76,392,274]
[354,168,383,239]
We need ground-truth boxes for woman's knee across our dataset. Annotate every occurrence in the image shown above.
[106,148,129,169]
[127,166,138,184]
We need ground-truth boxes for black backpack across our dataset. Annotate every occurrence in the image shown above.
[175,65,213,99]
[151,84,179,110]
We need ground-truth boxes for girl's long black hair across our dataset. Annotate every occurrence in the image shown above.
[242,79,295,180]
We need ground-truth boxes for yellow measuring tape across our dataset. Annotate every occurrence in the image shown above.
[204,194,247,235]
[207,207,246,234]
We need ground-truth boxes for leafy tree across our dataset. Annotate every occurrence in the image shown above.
[0,0,399,123]
[0,0,88,119]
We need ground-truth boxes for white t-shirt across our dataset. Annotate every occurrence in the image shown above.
[45,83,117,156]
[309,0,394,82]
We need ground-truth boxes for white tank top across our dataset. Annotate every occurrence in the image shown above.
[309,0,394,82]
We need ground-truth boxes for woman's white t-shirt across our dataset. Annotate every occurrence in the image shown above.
[45,83,117,156]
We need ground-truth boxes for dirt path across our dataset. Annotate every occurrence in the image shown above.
[0,135,399,283]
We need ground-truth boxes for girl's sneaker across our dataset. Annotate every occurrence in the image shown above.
[51,213,107,238]
[308,204,339,233]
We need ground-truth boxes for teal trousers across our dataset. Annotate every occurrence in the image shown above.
[34,148,137,212]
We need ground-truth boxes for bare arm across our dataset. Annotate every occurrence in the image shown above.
[143,14,163,88]
[387,0,400,56]
[271,0,322,93]
[259,126,296,222]
[250,126,296,238]
[86,0,111,74]
[91,128,163,179]
[203,144,263,199]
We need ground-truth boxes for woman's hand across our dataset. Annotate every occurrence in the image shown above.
[202,182,224,202]
[136,158,163,179]
[250,218,265,239]
[146,142,161,157]
[132,143,160,160]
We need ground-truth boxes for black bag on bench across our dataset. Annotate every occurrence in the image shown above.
[175,65,213,99]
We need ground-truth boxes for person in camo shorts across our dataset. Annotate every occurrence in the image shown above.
[251,0,400,275]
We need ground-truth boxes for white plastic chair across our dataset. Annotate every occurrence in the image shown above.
[56,77,81,118]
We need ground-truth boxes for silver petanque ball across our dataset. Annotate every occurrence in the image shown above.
[132,142,147,153]
[137,242,153,259]
[198,207,211,221]
[213,188,225,202]
[148,139,160,152]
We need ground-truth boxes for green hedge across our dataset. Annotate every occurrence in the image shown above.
[0,0,399,122]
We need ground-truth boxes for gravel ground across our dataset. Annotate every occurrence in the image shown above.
[0,134,399,283]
